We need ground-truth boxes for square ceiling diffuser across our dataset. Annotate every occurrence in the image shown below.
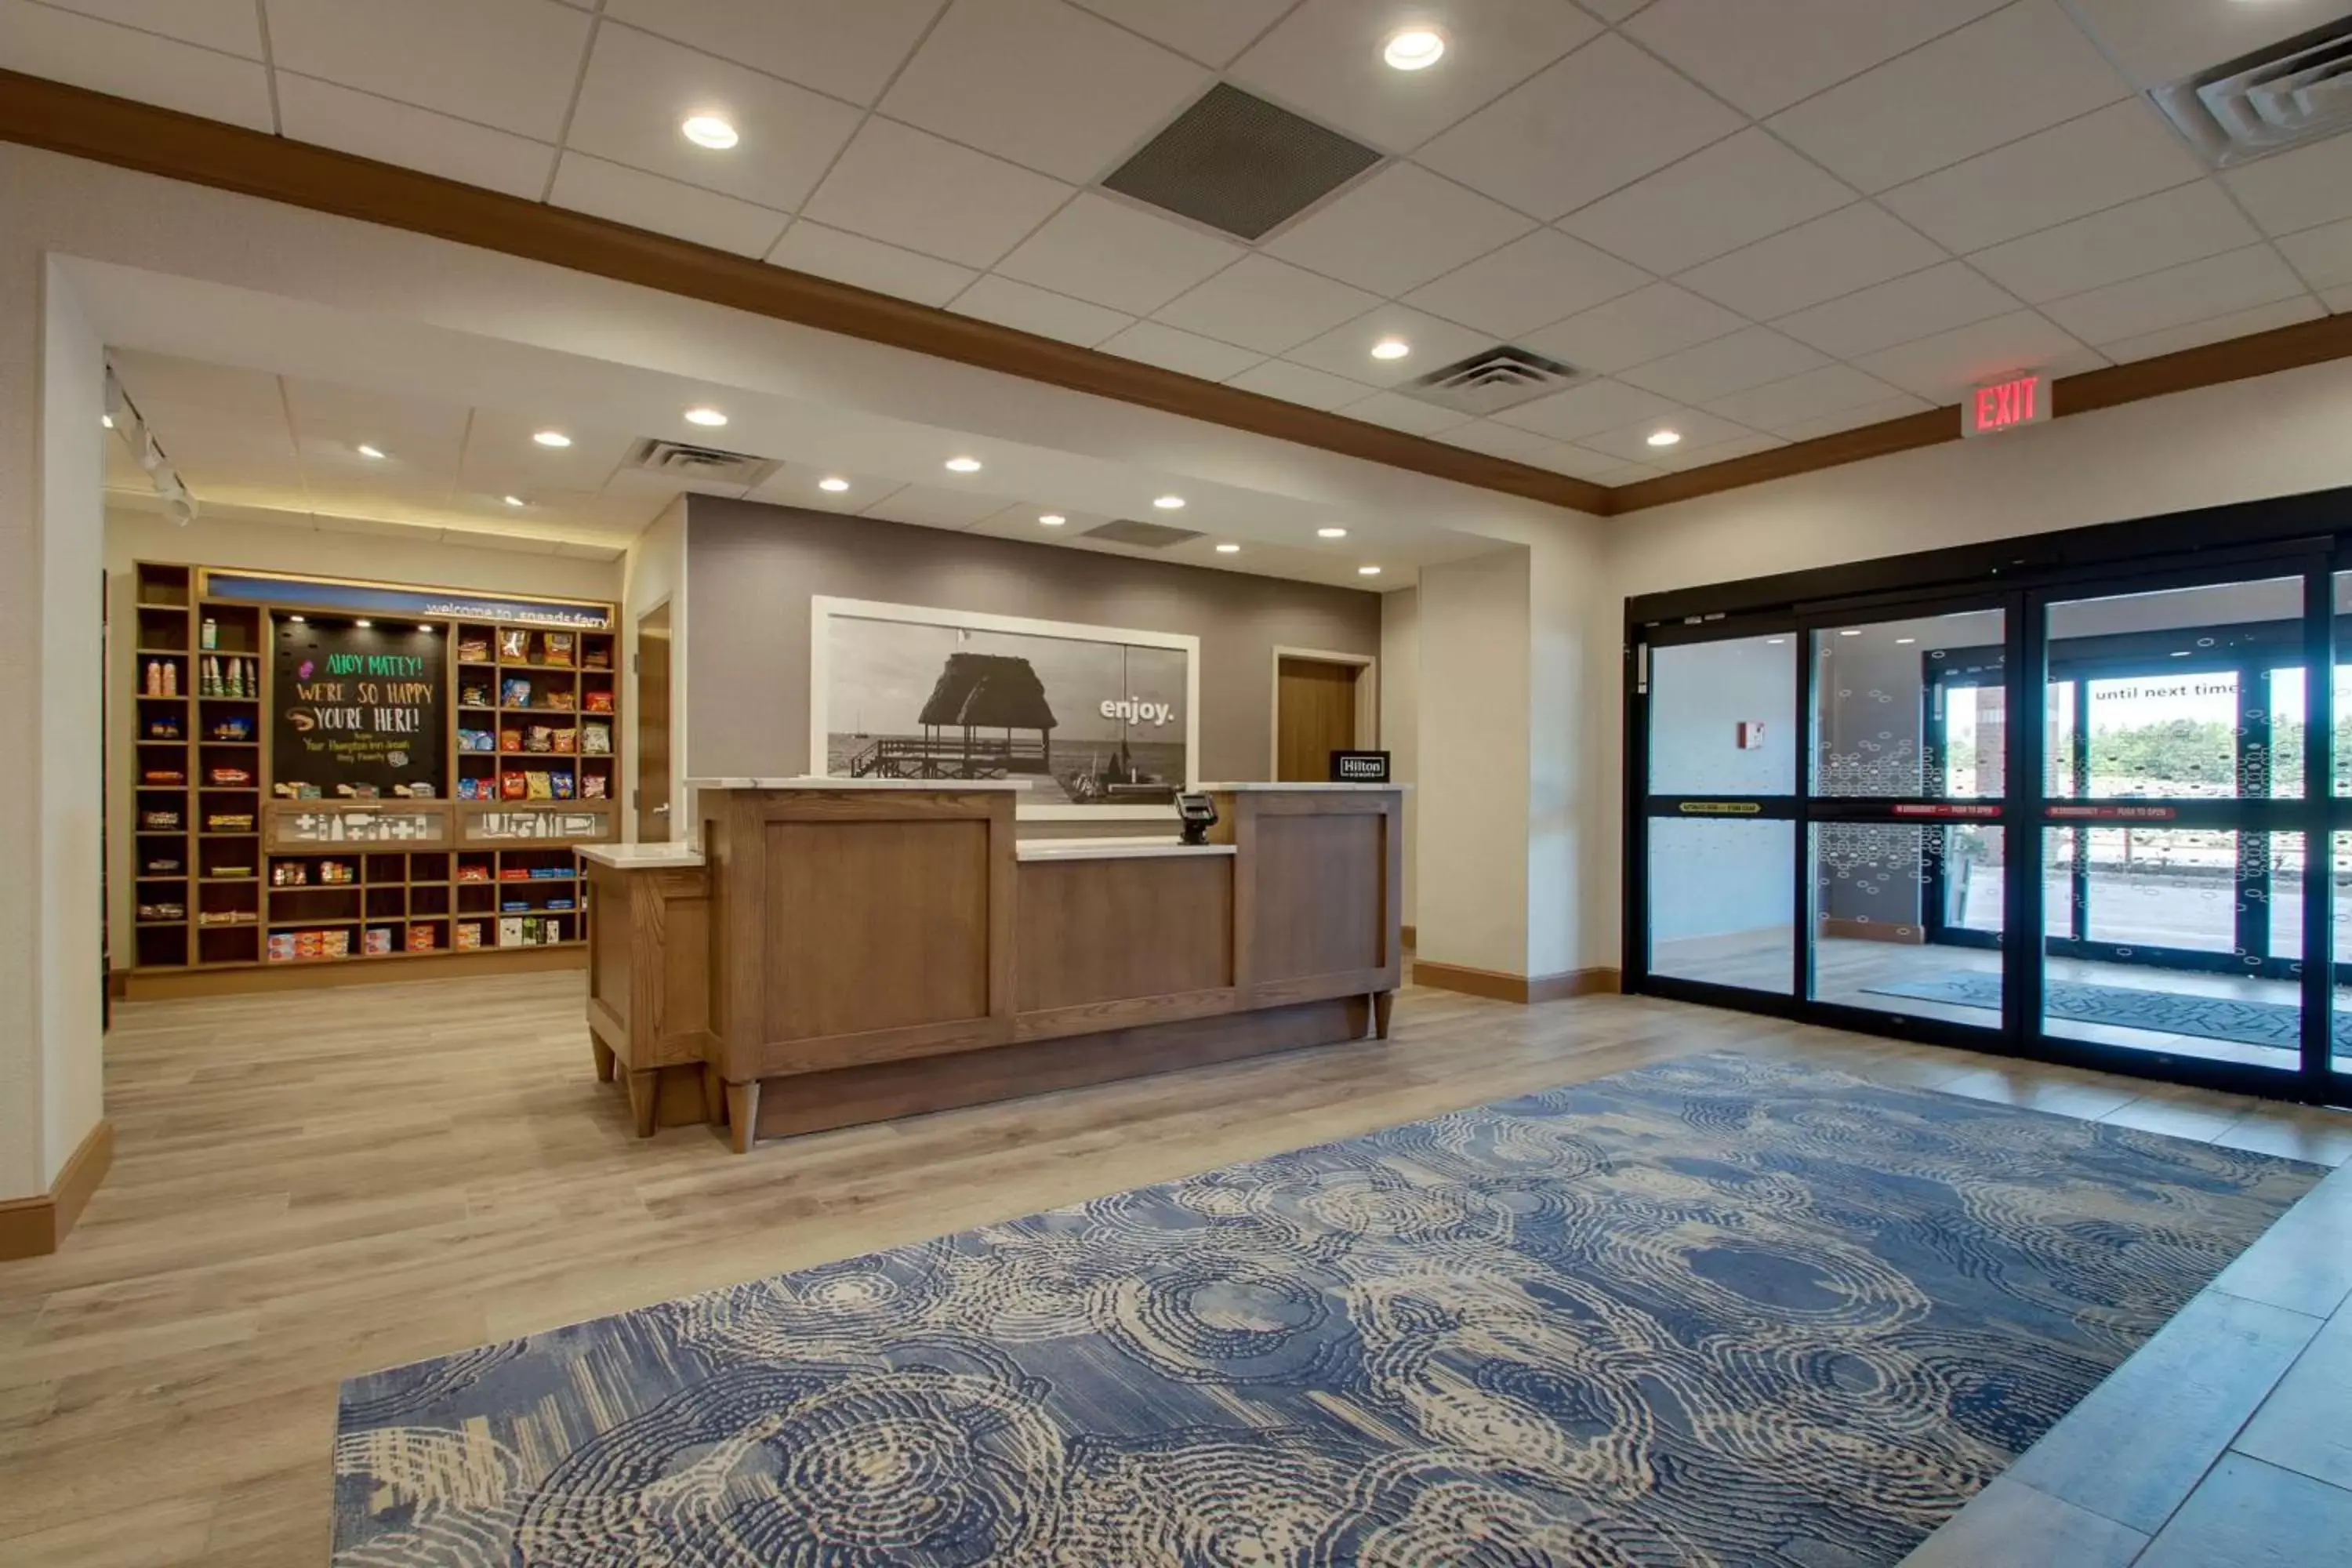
[1102,84,1385,241]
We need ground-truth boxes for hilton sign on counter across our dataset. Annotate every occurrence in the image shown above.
[1331,750,1390,783]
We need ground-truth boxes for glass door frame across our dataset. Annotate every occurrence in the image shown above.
[1626,540,2347,1108]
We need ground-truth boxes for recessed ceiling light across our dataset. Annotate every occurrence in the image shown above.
[287,614,305,623]
[1358,564,1382,576]
[1384,27,1446,71]
[1766,637,1786,645]
[1039,514,1066,527]
[100,413,114,429]
[1154,495,1185,510]
[1317,526,1348,539]
[503,495,528,507]
[818,477,851,492]
[532,430,572,448]
[1215,543,1240,554]
[681,113,739,150]
[354,619,372,629]
[1370,338,1411,361]
[2170,649,2192,658]
[1646,430,1683,448]
[1896,637,1917,645]
[1838,628,1862,637]
[945,456,982,473]
[357,443,387,459]
[683,407,728,428]
[417,623,435,633]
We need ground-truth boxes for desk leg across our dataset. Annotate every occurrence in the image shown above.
[725,1080,761,1155]
[1373,990,1396,1040]
[624,1069,659,1138]
[590,1036,616,1083]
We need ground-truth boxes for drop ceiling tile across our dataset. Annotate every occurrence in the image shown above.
[948,275,1135,347]
[765,221,978,307]
[1580,408,1754,464]
[2325,285,2352,314]
[263,0,593,140]
[1229,0,1602,155]
[880,0,1208,183]
[1523,282,1748,376]
[2222,131,2352,238]
[37,0,262,55]
[460,410,637,491]
[1096,321,1266,381]
[1766,1,2132,194]
[1855,310,2105,402]
[1490,376,1680,441]
[1592,460,1666,486]
[2280,217,2352,292]
[1067,0,1293,67]
[1436,419,1574,463]
[1279,305,1494,389]
[2100,296,2325,365]
[1967,182,2262,306]
[2063,0,2351,89]
[1624,0,2009,118]
[1877,100,2208,255]
[1771,390,1936,443]
[1677,202,1947,321]
[564,24,863,212]
[549,154,790,256]
[1152,253,1381,354]
[1263,163,1535,298]
[276,74,556,198]
[1559,130,1856,276]
[2040,245,2309,346]
[1700,362,1908,432]
[800,118,1074,269]
[994,192,1243,315]
[601,0,946,107]
[1418,34,1745,220]
[0,0,272,129]
[1224,358,1376,412]
[1526,443,1629,481]
[1402,227,1651,340]
[1773,261,2021,360]
[1335,391,1477,437]
[282,379,471,477]
[1657,431,1789,472]
[744,463,898,514]
[862,483,1007,530]
[1617,325,1830,405]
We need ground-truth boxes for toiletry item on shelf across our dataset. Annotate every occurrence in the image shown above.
[200,617,217,650]
[165,659,178,697]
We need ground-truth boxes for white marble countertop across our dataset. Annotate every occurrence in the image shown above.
[1195,782,1410,792]
[684,776,1031,791]
[577,841,705,869]
[1016,837,1236,862]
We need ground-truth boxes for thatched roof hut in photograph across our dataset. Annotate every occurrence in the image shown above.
[918,652,1058,769]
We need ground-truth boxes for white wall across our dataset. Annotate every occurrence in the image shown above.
[1416,546,1533,975]
[1379,586,1418,927]
[101,509,624,964]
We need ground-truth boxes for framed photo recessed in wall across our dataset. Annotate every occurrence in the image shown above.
[809,597,1199,820]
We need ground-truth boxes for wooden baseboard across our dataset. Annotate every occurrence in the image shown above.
[0,1118,114,1261]
[1819,916,1925,945]
[1400,924,1417,952]
[1412,960,1621,1004]
[122,944,583,1000]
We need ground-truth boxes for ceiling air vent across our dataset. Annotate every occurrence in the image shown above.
[1083,518,1203,549]
[625,437,779,489]
[1399,346,1590,417]
[1102,83,1384,241]
[2150,16,2352,166]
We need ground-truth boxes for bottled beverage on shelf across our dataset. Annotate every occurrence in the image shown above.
[162,659,178,698]
[200,616,217,650]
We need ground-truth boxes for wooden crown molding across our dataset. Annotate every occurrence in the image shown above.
[6,71,2348,523]
[0,70,1608,515]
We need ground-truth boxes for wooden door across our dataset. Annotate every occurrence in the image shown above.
[635,604,673,841]
[1276,657,1360,782]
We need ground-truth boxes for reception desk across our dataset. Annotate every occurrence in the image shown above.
[581,779,1404,1150]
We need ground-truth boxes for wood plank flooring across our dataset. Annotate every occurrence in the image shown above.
[1,968,2347,1566]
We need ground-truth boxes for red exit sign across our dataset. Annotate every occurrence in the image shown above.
[1964,371,2049,438]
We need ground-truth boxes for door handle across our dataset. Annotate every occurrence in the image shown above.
[653,803,670,815]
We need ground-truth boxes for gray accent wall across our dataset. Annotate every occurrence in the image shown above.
[684,496,1382,783]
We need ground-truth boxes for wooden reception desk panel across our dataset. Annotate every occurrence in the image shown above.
[590,782,1403,1149]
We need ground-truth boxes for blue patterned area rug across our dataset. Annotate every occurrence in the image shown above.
[1863,970,2324,1054]
[332,1052,2319,1566]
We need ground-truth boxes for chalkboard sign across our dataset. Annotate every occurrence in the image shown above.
[271,621,445,797]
